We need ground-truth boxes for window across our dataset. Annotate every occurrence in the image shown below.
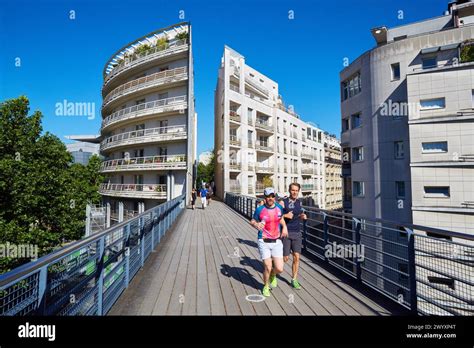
[394,141,404,159]
[351,113,361,129]
[353,182,364,197]
[352,147,363,162]
[422,56,437,69]
[342,118,350,132]
[420,98,445,110]
[342,72,362,101]
[247,108,253,123]
[158,92,168,100]
[396,181,405,199]
[391,63,400,80]
[424,186,450,198]
[427,276,455,290]
[422,141,448,153]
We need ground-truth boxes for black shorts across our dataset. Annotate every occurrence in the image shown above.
[283,231,303,256]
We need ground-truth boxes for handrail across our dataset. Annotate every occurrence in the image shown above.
[104,39,188,84]
[101,95,187,129]
[224,192,474,316]
[100,154,186,171]
[0,195,185,315]
[101,125,187,151]
[103,66,187,106]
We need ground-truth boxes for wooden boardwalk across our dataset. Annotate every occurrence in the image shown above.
[109,200,407,315]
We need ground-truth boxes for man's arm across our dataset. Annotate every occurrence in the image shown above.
[279,216,288,238]
[251,207,264,230]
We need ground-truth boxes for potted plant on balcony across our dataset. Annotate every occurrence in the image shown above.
[155,185,164,193]
[156,37,169,51]
[460,39,474,63]
[176,32,188,41]
[135,44,151,56]
[144,157,153,164]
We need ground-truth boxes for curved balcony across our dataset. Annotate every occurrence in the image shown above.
[100,154,186,173]
[255,119,273,132]
[102,67,188,109]
[103,39,188,87]
[101,96,187,131]
[99,183,167,199]
[256,141,273,153]
[101,125,187,152]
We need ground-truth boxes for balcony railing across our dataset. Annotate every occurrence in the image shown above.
[256,182,265,193]
[229,110,240,122]
[255,118,272,131]
[302,150,313,159]
[0,195,184,315]
[301,167,314,175]
[248,141,254,148]
[302,184,315,191]
[101,125,187,151]
[103,67,188,107]
[102,96,187,130]
[256,140,272,152]
[104,39,188,85]
[229,161,241,171]
[224,192,474,316]
[100,155,186,172]
[244,76,269,96]
[229,181,241,192]
[256,165,274,173]
[248,184,254,194]
[229,83,240,93]
[99,183,167,199]
[229,135,240,146]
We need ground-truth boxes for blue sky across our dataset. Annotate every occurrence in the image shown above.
[0,0,449,155]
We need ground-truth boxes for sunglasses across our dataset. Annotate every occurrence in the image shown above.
[265,194,275,198]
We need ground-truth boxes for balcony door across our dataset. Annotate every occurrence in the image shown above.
[159,120,168,134]
[135,175,143,191]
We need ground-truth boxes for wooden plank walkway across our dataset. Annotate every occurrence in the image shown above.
[108,200,407,315]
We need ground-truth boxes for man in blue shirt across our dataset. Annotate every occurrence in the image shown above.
[199,185,208,209]
[281,183,307,289]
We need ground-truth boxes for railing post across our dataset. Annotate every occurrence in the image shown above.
[302,219,307,251]
[323,212,329,262]
[96,237,105,315]
[106,203,111,228]
[36,265,48,315]
[124,224,130,288]
[85,204,91,237]
[139,216,144,267]
[158,205,163,242]
[118,202,124,223]
[407,228,418,314]
[353,218,362,281]
[151,210,155,249]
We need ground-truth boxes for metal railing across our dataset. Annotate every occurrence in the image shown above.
[101,125,187,151]
[99,184,167,199]
[256,140,272,152]
[229,111,240,122]
[224,192,474,316]
[255,118,272,131]
[244,76,269,96]
[229,135,240,146]
[103,67,187,107]
[102,96,187,130]
[104,39,188,85]
[0,195,185,315]
[256,165,274,173]
[100,155,186,172]
[229,161,241,171]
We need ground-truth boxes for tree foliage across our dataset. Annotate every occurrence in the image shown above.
[0,96,103,274]
[196,152,215,189]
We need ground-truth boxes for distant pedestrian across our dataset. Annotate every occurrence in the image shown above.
[207,184,213,205]
[191,188,197,210]
[200,185,208,209]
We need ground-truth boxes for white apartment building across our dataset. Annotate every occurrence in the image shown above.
[340,0,474,233]
[324,134,343,210]
[215,46,326,207]
[98,22,196,213]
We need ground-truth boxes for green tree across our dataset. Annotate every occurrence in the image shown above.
[0,97,103,274]
[196,151,215,188]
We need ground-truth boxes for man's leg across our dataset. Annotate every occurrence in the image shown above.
[263,258,273,286]
[292,252,300,280]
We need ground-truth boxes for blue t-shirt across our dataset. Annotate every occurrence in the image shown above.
[252,203,284,239]
[200,188,208,197]
[283,197,302,233]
